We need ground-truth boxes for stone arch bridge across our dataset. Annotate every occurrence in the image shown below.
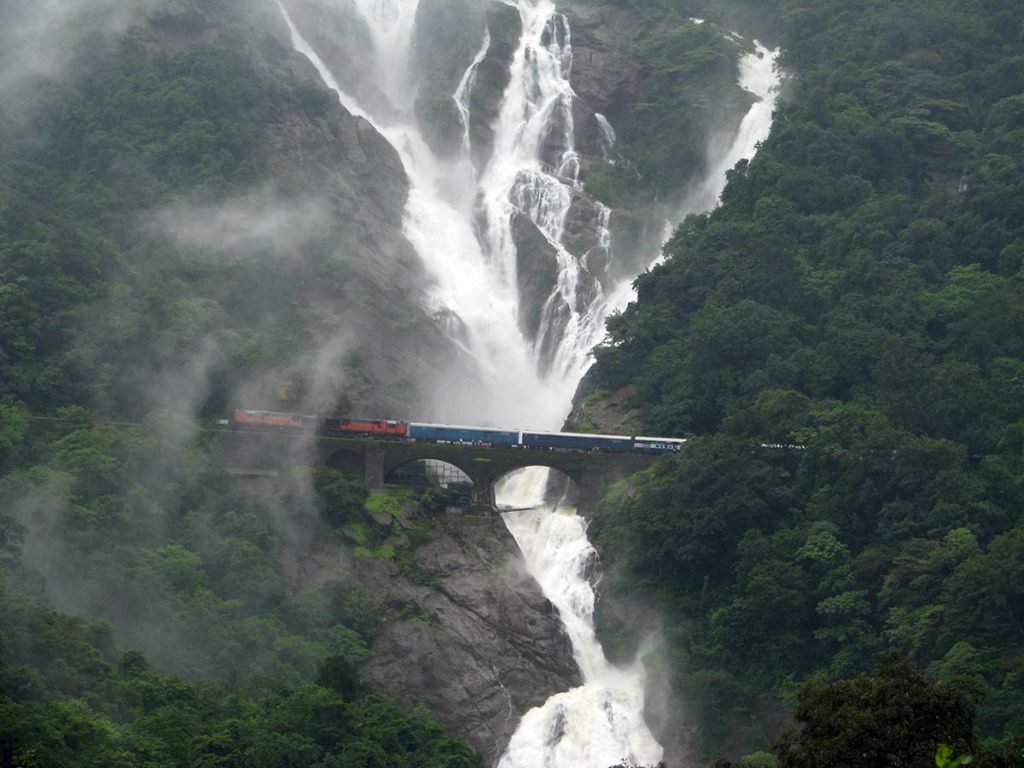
[212,429,660,512]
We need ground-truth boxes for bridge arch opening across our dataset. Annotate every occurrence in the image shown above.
[326,448,364,476]
[494,467,579,510]
[385,459,474,502]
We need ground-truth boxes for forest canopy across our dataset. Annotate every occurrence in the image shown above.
[589,0,1024,759]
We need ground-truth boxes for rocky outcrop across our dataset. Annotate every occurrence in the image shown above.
[277,0,379,111]
[235,16,461,417]
[565,371,645,436]
[143,2,222,52]
[132,0,467,418]
[294,507,580,765]
[511,213,560,341]
[558,0,651,165]
[466,2,522,170]
[411,0,488,156]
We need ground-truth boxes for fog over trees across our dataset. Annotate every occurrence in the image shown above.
[1,0,1023,766]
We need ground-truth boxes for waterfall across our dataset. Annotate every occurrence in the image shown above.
[684,40,781,214]
[498,504,663,768]
[594,112,616,161]
[454,29,491,160]
[495,35,781,768]
[276,1,780,764]
[477,0,603,385]
[606,39,781,307]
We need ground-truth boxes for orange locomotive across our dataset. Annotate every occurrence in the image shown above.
[319,417,408,437]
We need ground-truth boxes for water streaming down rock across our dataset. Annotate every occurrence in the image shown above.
[276,1,780,763]
[494,38,781,768]
[279,0,563,428]
[685,40,781,214]
[594,112,616,161]
[476,0,612,387]
[604,38,781,311]
[454,29,491,159]
[496,481,664,768]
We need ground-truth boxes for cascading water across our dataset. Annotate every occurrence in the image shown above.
[496,489,664,768]
[495,33,780,768]
[684,40,781,214]
[454,29,491,159]
[477,0,607,386]
[279,0,563,428]
[605,36,781,309]
[276,1,780,764]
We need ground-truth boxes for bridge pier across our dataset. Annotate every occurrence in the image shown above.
[363,443,385,490]
[576,462,609,516]
[468,460,496,508]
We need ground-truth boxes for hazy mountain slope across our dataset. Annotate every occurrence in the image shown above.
[0,0,459,421]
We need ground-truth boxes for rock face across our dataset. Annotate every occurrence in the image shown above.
[411,0,487,156]
[558,0,651,165]
[278,0,378,110]
[511,213,560,340]
[466,2,521,170]
[565,372,645,436]
[294,508,581,765]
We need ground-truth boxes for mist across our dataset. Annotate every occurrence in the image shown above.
[0,0,159,109]
[147,189,333,263]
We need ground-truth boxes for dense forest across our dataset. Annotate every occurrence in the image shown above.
[0,403,479,765]
[2,0,1023,764]
[588,0,1024,761]
[0,3,480,764]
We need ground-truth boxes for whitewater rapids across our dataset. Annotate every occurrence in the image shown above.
[498,473,663,768]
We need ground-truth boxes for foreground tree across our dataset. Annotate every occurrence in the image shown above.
[775,657,977,768]
[706,658,1023,768]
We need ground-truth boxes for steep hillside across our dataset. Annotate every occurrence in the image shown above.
[583,0,1024,760]
[0,0,458,421]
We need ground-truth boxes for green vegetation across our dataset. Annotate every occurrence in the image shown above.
[0,584,478,768]
[711,658,1022,768]
[590,0,1024,759]
[0,409,479,764]
[3,0,1022,761]
[586,16,754,208]
[1,35,277,415]
[0,10,419,421]
[0,7,478,760]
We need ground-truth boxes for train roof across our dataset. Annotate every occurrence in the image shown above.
[409,422,518,432]
[333,416,405,423]
[234,409,317,418]
[634,436,688,443]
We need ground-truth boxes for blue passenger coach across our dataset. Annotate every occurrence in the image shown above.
[633,437,687,455]
[408,422,520,447]
[521,430,633,453]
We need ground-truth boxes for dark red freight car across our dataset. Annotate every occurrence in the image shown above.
[232,409,316,429]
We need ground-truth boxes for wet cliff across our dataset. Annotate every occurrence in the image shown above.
[288,500,580,765]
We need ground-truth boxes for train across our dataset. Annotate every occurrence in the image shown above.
[228,409,687,456]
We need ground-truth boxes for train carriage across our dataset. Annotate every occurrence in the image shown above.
[407,422,519,447]
[632,436,687,455]
[232,409,317,430]
[231,408,687,459]
[521,430,633,453]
